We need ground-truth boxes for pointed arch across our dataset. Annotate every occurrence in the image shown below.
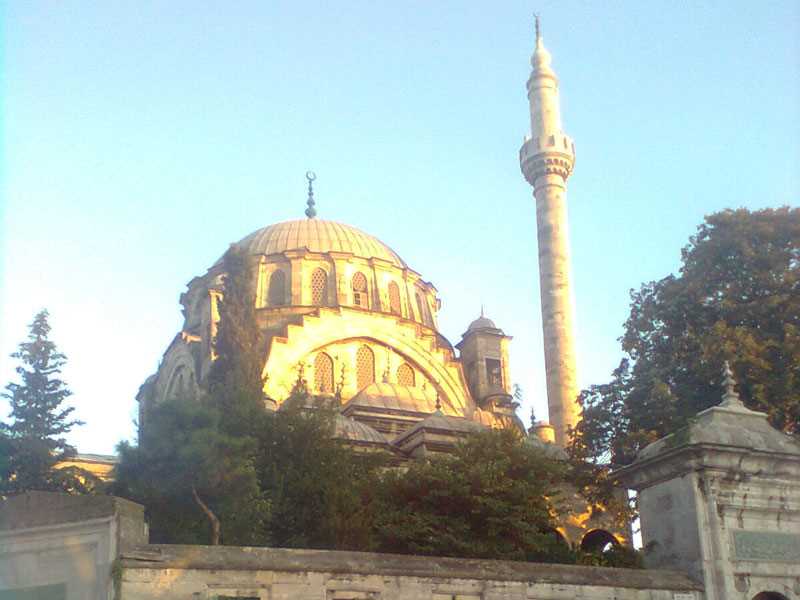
[314,352,334,394]
[268,270,287,306]
[388,281,402,316]
[397,362,415,387]
[356,345,375,390]
[352,272,368,308]
[311,268,328,306]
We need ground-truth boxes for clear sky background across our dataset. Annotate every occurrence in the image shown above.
[1,1,798,454]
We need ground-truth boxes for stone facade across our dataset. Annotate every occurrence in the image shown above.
[617,369,800,600]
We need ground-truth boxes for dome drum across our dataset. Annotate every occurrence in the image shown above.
[238,221,439,329]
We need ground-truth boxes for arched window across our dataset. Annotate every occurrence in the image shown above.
[397,363,415,387]
[314,352,334,394]
[356,345,375,390]
[311,268,328,306]
[352,272,368,308]
[388,281,402,316]
[752,594,790,600]
[580,529,619,554]
[268,270,287,306]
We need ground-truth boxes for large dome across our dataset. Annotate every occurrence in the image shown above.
[236,219,407,269]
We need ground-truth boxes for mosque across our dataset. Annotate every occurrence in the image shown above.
[134,20,620,545]
[137,18,577,454]
[136,206,526,455]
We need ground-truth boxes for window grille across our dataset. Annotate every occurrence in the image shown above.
[268,270,286,306]
[311,268,328,305]
[388,281,402,315]
[314,352,334,394]
[397,363,415,387]
[352,272,368,308]
[356,345,375,390]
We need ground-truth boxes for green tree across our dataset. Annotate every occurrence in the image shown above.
[114,246,270,544]
[373,428,571,562]
[206,245,265,433]
[573,207,800,465]
[112,396,267,545]
[1,310,93,495]
[256,385,386,551]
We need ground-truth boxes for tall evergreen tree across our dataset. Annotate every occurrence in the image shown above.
[114,245,270,544]
[206,245,265,431]
[1,310,91,494]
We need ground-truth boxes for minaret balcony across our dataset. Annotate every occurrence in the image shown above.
[519,133,575,185]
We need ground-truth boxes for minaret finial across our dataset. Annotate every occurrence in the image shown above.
[435,389,442,413]
[720,361,744,408]
[534,13,541,44]
[480,304,485,318]
[305,171,317,218]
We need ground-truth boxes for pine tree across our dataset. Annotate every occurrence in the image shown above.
[1,310,90,494]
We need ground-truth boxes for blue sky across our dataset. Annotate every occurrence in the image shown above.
[1,1,798,454]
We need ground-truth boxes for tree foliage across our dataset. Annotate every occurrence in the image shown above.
[374,428,572,562]
[573,207,800,465]
[1,310,93,495]
[114,246,269,544]
[112,396,267,545]
[206,245,265,432]
[256,397,385,551]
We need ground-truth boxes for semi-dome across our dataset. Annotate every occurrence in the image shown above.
[236,219,407,269]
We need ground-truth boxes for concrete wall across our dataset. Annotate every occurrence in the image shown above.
[0,492,146,600]
[119,544,702,600]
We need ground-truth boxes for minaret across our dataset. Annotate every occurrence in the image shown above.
[519,17,579,447]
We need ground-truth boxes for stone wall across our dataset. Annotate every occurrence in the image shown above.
[0,492,146,600]
[119,544,702,600]
[617,388,800,600]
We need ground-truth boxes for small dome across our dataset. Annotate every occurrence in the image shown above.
[467,316,497,332]
[236,219,406,268]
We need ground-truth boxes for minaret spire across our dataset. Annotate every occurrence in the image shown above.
[519,22,579,446]
[304,171,317,218]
